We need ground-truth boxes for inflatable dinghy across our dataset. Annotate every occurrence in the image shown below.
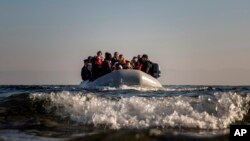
[80,69,162,89]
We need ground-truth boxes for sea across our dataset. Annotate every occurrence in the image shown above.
[0,85,249,141]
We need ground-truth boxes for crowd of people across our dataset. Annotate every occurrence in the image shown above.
[81,51,160,81]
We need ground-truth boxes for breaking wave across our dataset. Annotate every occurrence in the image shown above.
[29,91,250,130]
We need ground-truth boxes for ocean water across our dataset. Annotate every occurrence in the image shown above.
[0,85,249,141]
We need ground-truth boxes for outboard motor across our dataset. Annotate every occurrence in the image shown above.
[150,63,161,78]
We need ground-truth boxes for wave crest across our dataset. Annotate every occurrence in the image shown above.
[30,91,250,129]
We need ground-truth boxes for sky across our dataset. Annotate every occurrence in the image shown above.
[0,0,250,85]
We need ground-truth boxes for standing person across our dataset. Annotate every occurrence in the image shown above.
[141,54,152,74]
[81,59,91,81]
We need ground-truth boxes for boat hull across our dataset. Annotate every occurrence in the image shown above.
[80,69,162,89]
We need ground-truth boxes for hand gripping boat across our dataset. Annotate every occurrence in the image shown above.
[80,69,162,89]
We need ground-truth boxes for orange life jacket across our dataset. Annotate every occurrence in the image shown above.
[138,64,142,70]
[96,56,103,65]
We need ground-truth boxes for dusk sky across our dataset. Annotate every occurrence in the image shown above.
[0,0,250,85]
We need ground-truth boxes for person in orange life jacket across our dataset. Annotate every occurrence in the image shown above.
[141,54,152,74]
[119,54,127,68]
[96,51,103,66]
[92,51,103,79]
[81,59,91,81]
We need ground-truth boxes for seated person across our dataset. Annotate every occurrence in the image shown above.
[81,59,91,81]
[123,60,132,69]
[96,51,103,65]
[141,54,152,74]
[102,52,112,75]
[81,51,160,81]
[92,51,103,79]
[119,54,127,68]
[130,56,138,69]
[140,54,161,78]
[112,62,123,70]
[111,52,119,66]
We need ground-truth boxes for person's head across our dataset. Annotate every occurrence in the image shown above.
[114,52,119,58]
[105,52,112,61]
[142,54,148,62]
[137,55,141,59]
[83,59,88,66]
[119,54,124,60]
[91,56,96,64]
[132,56,138,62]
[88,56,93,62]
[97,51,102,56]
[125,60,131,69]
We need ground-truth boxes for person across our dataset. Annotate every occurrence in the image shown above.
[119,54,127,68]
[112,61,122,70]
[140,54,161,78]
[102,52,112,75]
[111,52,119,66]
[87,56,93,73]
[141,54,152,74]
[95,51,103,66]
[114,62,123,70]
[136,57,143,70]
[130,56,138,69]
[87,56,93,63]
[81,59,91,81]
[81,51,161,81]
[137,54,142,64]
[92,51,103,79]
[123,60,133,69]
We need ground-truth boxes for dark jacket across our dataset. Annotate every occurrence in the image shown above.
[141,61,152,74]
[81,66,91,81]
[111,58,119,66]
[102,60,112,75]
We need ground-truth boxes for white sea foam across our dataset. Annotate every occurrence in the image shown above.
[30,91,250,130]
[163,87,210,92]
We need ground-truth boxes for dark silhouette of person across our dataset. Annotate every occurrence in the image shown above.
[81,59,91,81]
[102,52,112,75]
[111,51,119,66]
[141,54,152,74]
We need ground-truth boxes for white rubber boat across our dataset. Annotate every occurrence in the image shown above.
[80,69,162,89]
